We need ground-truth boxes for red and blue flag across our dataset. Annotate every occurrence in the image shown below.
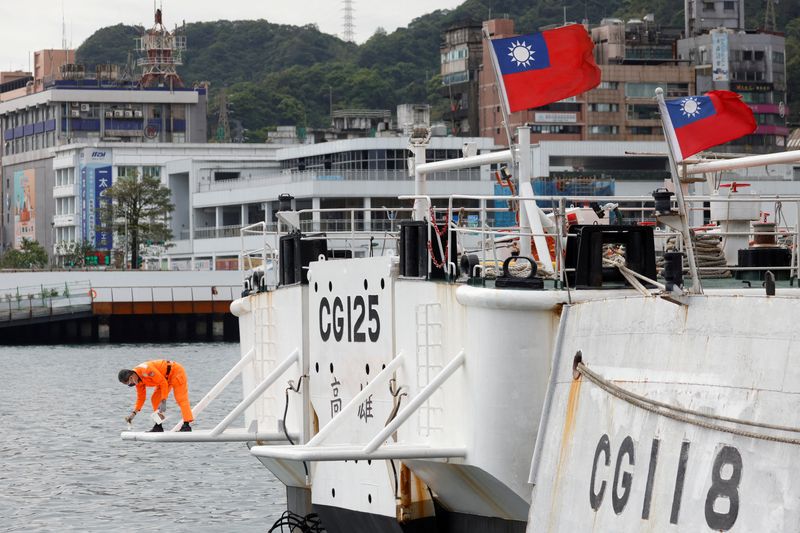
[659,90,756,162]
[489,24,600,113]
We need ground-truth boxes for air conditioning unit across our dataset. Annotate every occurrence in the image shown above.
[114,110,124,118]
[80,104,91,112]
[133,110,143,118]
[70,110,80,118]
[70,102,79,108]
[104,111,113,118]
[124,110,133,118]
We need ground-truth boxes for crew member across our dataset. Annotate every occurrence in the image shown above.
[118,360,193,432]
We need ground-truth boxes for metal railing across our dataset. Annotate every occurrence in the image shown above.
[197,168,484,192]
[0,280,93,323]
[236,192,800,289]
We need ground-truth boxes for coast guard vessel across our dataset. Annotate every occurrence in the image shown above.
[124,109,800,532]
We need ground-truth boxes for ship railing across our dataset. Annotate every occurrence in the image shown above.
[121,347,302,443]
[400,193,800,285]
[236,208,416,276]
[239,221,279,285]
[249,349,468,462]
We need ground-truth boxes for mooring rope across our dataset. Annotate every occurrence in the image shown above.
[576,361,800,445]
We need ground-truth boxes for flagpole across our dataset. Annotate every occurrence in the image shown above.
[482,26,516,157]
[655,87,704,295]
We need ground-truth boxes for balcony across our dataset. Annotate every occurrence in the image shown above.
[53,214,76,228]
[197,168,483,192]
[53,183,77,198]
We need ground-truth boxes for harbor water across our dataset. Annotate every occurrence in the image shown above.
[0,343,285,532]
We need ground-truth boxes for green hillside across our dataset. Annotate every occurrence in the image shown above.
[76,0,800,140]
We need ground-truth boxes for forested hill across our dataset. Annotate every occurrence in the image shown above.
[77,0,800,141]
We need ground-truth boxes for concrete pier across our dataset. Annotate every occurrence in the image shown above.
[0,271,242,345]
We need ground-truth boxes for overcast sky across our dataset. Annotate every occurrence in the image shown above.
[0,0,465,71]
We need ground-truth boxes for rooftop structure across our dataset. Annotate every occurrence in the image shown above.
[136,7,186,88]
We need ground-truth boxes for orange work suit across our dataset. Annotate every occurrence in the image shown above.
[132,360,193,422]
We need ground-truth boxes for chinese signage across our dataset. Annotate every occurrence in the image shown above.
[711,31,730,82]
[13,169,35,247]
[80,149,113,250]
[730,82,774,93]
[534,112,578,123]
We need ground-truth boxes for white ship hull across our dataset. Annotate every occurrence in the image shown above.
[529,292,800,532]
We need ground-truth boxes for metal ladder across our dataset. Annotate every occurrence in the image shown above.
[416,303,443,436]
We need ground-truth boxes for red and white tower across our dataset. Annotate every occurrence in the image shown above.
[136,5,186,88]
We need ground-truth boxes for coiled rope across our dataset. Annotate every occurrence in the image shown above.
[575,361,800,445]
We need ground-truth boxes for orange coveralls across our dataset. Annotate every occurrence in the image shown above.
[133,360,193,422]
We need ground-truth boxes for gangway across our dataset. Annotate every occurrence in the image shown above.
[121,347,301,443]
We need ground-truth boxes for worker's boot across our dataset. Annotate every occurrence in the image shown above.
[148,423,164,432]
[180,422,192,432]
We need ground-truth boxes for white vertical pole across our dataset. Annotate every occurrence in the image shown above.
[518,127,532,258]
[482,25,516,151]
[655,87,703,294]
[413,143,429,221]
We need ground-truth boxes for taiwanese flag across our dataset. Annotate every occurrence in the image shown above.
[489,24,600,113]
[659,90,756,162]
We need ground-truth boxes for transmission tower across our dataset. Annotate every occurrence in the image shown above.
[216,89,231,143]
[764,0,778,32]
[342,0,356,43]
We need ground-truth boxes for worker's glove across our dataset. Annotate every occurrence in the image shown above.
[124,410,137,424]
[158,400,167,414]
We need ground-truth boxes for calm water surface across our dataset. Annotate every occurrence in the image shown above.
[0,343,285,532]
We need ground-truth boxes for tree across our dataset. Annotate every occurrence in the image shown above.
[97,173,174,270]
[0,239,49,269]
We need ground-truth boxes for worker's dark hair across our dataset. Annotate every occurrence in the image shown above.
[118,369,135,383]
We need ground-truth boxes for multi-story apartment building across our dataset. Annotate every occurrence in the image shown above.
[588,19,695,142]
[440,23,483,136]
[677,0,788,152]
[476,18,694,147]
[479,19,587,146]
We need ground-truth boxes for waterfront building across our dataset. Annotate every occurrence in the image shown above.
[47,135,496,269]
[0,74,208,255]
[0,6,208,256]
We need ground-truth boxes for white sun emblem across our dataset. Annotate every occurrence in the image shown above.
[508,40,535,67]
[680,97,701,118]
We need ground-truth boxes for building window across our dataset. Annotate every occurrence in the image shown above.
[629,126,655,135]
[598,81,619,90]
[118,166,138,179]
[723,1,735,10]
[627,104,660,120]
[743,50,753,61]
[625,82,662,98]
[773,51,785,64]
[589,125,619,135]
[588,103,619,112]
[142,166,161,179]
[666,84,690,97]
[214,171,240,181]
[703,2,715,11]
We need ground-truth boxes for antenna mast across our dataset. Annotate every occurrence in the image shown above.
[342,0,356,43]
[764,0,778,32]
[61,1,67,51]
